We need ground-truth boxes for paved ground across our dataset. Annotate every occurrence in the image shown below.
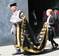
[0,38,59,56]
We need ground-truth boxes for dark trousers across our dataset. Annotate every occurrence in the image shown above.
[48,27,57,47]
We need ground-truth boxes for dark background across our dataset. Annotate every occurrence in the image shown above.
[28,0,59,35]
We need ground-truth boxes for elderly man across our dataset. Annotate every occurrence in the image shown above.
[46,9,58,49]
[9,2,25,54]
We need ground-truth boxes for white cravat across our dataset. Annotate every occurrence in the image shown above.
[10,10,22,34]
[47,15,51,28]
[10,10,22,24]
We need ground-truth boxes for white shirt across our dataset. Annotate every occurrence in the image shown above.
[10,10,23,34]
[10,10,23,24]
[47,15,51,28]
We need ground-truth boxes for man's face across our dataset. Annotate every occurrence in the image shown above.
[10,6,16,12]
[46,9,53,16]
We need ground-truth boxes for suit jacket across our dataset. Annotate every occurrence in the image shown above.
[47,15,55,28]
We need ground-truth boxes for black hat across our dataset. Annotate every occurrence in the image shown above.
[10,3,17,7]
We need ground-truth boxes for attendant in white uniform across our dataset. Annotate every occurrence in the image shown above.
[9,2,24,54]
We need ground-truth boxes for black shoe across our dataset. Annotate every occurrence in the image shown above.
[13,49,24,55]
[55,44,58,48]
[52,44,58,49]
[13,51,24,55]
[52,46,56,49]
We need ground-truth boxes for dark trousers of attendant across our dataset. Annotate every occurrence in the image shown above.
[48,27,58,48]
